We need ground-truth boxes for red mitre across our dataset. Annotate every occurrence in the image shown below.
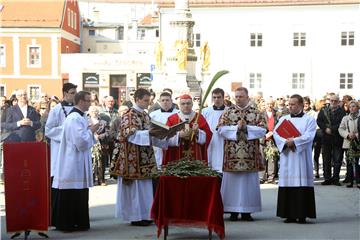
[178,94,192,100]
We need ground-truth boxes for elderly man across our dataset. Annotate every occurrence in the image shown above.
[4,89,41,142]
[163,94,212,165]
[317,93,346,186]
[274,94,317,223]
[217,87,267,221]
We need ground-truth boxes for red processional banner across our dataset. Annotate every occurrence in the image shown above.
[3,142,49,233]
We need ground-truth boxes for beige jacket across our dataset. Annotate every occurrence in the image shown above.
[338,114,359,149]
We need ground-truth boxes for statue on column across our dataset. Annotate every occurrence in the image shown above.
[175,40,188,71]
[200,41,210,72]
[155,41,163,70]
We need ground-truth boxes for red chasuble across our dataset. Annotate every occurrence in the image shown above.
[163,112,212,165]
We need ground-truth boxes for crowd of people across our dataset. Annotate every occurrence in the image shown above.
[0,84,359,231]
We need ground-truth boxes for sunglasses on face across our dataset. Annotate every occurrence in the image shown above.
[180,102,192,105]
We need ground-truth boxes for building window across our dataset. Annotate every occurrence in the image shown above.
[28,85,41,101]
[117,27,124,40]
[195,33,201,47]
[339,73,353,89]
[341,31,354,46]
[137,29,145,40]
[27,45,41,67]
[250,33,262,47]
[292,73,305,89]
[74,12,77,30]
[89,29,95,36]
[156,29,159,38]
[67,9,71,27]
[0,85,5,97]
[293,32,306,46]
[70,10,74,29]
[249,73,262,89]
[0,45,5,67]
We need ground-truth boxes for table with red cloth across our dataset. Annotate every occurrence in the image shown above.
[151,176,225,239]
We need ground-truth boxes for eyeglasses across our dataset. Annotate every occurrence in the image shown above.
[180,102,192,105]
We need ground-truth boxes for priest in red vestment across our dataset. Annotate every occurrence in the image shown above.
[163,94,212,165]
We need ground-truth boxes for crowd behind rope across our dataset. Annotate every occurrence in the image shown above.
[0,89,359,187]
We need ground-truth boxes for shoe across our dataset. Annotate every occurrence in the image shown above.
[332,181,341,186]
[342,179,350,184]
[315,173,320,179]
[284,218,296,223]
[229,212,239,221]
[130,220,151,226]
[260,179,265,184]
[346,183,353,188]
[240,213,254,221]
[298,218,307,224]
[321,180,332,185]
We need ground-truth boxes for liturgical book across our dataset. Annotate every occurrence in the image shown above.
[275,119,301,139]
[150,119,186,138]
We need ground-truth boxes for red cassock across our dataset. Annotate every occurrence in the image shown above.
[163,113,212,165]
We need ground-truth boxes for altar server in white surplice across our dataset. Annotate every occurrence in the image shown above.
[149,91,178,168]
[52,91,99,231]
[217,87,267,222]
[45,83,77,179]
[111,88,171,227]
[202,88,226,172]
[273,94,317,224]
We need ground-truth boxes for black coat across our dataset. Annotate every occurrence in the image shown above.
[4,104,41,142]
[316,106,346,146]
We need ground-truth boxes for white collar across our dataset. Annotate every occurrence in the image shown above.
[133,104,144,113]
[178,111,196,122]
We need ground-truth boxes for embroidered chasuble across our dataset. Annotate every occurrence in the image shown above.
[218,104,267,172]
[111,108,157,179]
[163,112,212,165]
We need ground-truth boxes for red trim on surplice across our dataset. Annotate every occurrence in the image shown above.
[3,142,49,232]
[151,176,225,239]
[163,113,212,165]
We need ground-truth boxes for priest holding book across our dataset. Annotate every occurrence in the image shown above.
[273,94,317,224]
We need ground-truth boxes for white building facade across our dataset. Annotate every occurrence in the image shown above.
[159,1,359,99]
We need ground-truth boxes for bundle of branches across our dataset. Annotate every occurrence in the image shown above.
[155,159,221,178]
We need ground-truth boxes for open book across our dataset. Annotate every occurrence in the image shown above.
[150,119,186,138]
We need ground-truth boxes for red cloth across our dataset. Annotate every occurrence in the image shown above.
[178,94,192,100]
[151,176,225,239]
[163,113,212,165]
[3,142,49,232]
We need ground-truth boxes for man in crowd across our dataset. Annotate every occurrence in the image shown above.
[111,88,169,226]
[149,91,178,168]
[202,88,226,172]
[217,87,266,221]
[273,94,317,223]
[275,96,290,119]
[52,91,99,231]
[163,94,212,165]
[4,89,41,142]
[317,93,346,186]
[261,97,279,184]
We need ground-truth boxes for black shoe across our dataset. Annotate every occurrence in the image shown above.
[298,218,307,224]
[315,173,320,179]
[260,179,265,184]
[332,181,341,186]
[284,218,297,223]
[342,178,350,184]
[229,212,239,221]
[321,180,332,185]
[240,213,254,221]
[346,183,353,188]
[131,220,151,226]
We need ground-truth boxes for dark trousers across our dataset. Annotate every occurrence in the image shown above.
[322,144,343,182]
[313,129,322,174]
[346,156,360,184]
[262,158,279,181]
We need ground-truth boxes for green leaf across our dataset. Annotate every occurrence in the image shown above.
[200,70,229,111]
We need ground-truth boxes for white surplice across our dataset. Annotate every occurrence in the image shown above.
[202,106,225,172]
[218,124,266,213]
[149,108,178,168]
[273,114,316,187]
[52,110,96,189]
[45,103,73,177]
[116,105,169,222]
